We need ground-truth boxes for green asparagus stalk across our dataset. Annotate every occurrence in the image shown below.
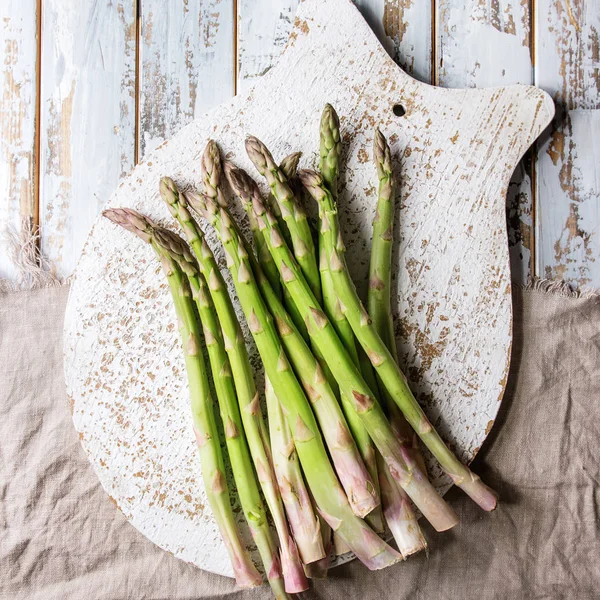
[223,158,279,295]
[248,188,459,532]
[354,331,427,555]
[377,451,427,559]
[318,104,384,534]
[154,226,315,593]
[277,152,309,338]
[217,168,379,518]
[158,179,306,593]
[190,190,402,570]
[368,129,397,362]
[246,135,322,303]
[225,159,325,564]
[368,129,427,475]
[265,377,325,564]
[223,159,282,298]
[102,209,264,591]
[259,152,301,250]
[225,157,309,343]
[303,511,332,578]
[300,169,498,513]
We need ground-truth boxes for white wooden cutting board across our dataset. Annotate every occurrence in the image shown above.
[63,0,554,578]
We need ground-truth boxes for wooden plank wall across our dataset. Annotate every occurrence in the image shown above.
[536,0,600,285]
[38,1,137,278]
[1,1,38,278]
[139,0,234,159]
[1,0,598,288]
[437,0,534,284]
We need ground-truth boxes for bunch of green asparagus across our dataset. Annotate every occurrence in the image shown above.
[104,104,497,599]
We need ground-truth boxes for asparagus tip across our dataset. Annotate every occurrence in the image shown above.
[297,168,322,190]
[279,151,302,180]
[245,135,271,173]
[102,207,154,244]
[373,129,392,180]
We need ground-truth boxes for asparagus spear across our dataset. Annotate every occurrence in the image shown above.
[351,326,426,555]
[225,157,309,343]
[301,169,498,513]
[246,135,322,303]
[222,168,379,518]
[368,129,428,475]
[224,160,325,565]
[367,129,398,362]
[102,209,263,591]
[272,150,334,573]
[377,451,427,559]
[223,159,281,297]
[319,103,342,197]
[158,179,307,593]
[190,190,402,570]
[248,188,459,532]
[303,511,332,578]
[280,152,302,182]
[317,104,384,534]
[155,226,317,592]
[265,377,325,564]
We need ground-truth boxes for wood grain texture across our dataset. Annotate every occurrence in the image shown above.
[0,1,38,279]
[237,1,432,96]
[536,0,600,286]
[237,0,299,95]
[64,0,552,577]
[39,0,137,278]
[376,0,432,83]
[139,0,235,158]
[437,0,534,284]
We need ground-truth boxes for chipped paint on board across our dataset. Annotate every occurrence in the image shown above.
[65,0,552,578]
[39,0,137,278]
[140,0,235,158]
[536,0,600,286]
[238,0,300,95]
[381,0,432,83]
[0,1,38,279]
[438,0,535,284]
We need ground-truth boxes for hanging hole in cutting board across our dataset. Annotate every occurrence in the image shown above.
[392,104,406,117]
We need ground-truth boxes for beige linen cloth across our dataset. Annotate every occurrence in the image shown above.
[2,282,599,600]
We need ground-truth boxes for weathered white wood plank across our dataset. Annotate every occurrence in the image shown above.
[437,0,534,284]
[39,0,137,278]
[237,0,299,95]
[0,1,38,280]
[536,0,600,286]
[139,0,235,158]
[359,0,432,83]
[238,1,432,96]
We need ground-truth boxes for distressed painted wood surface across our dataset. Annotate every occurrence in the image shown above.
[536,0,600,285]
[139,0,234,159]
[39,0,137,278]
[0,1,38,279]
[64,0,553,577]
[0,0,597,288]
[237,0,299,95]
[438,0,534,284]
[378,0,432,84]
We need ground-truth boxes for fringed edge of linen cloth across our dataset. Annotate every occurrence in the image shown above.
[0,219,65,292]
[518,277,600,300]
